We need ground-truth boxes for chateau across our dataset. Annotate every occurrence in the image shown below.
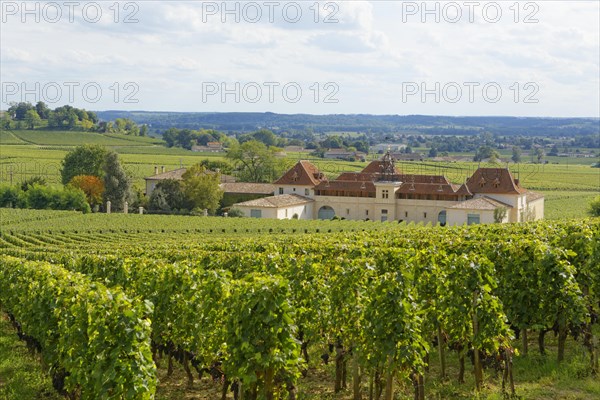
[233,154,544,225]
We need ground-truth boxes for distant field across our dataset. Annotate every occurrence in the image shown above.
[1,129,162,146]
[0,129,598,219]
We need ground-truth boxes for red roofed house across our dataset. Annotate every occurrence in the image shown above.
[233,153,544,225]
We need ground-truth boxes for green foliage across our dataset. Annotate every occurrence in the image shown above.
[61,145,108,185]
[24,109,41,129]
[0,256,156,399]
[148,179,188,212]
[20,176,46,191]
[227,207,245,217]
[103,152,132,210]
[0,184,90,212]
[589,196,600,217]
[227,140,284,182]
[181,164,223,214]
[224,273,301,395]
[512,146,522,163]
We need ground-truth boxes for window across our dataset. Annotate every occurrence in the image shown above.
[382,189,389,199]
[305,188,309,195]
[250,209,262,218]
[293,188,296,192]
[382,209,388,214]
[423,212,427,218]
[279,188,284,195]
[285,209,288,218]
[405,211,408,218]
[346,209,350,215]
[467,213,480,225]
[365,210,369,216]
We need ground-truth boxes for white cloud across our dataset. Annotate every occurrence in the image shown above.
[0,1,598,116]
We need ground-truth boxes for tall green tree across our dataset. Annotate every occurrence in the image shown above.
[24,109,41,129]
[511,146,522,163]
[35,101,50,119]
[227,140,282,182]
[103,151,132,210]
[60,145,108,184]
[181,164,223,214]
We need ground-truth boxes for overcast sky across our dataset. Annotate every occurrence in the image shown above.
[1,1,599,116]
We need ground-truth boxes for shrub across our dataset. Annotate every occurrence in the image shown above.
[590,195,600,217]
[68,175,104,207]
[0,186,27,208]
[227,208,245,218]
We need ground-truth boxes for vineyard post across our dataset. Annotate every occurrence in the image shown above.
[352,349,362,400]
[383,354,395,400]
[437,323,446,378]
[472,291,483,390]
[106,201,111,214]
[521,329,528,355]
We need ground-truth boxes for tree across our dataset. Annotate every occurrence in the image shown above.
[24,109,41,129]
[20,176,46,191]
[474,146,499,162]
[61,145,108,185]
[511,146,522,163]
[103,151,132,210]
[68,175,105,207]
[428,147,438,158]
[0,114,11,130]
[181,164,223,215]
[227,140,281,182]
[589,196,600,217]
[493,207,508,223]
[139,124,149,136]
[7,102,34,120]
[35,101,50,119]
[535,147,545,163]
[548,144,559,156]
[148,179,188,212]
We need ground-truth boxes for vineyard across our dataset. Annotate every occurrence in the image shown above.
[0,209,599,399]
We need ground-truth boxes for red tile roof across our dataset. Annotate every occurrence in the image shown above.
[361,161,401,175]
[466,168,526,194]
[274,161,324,186]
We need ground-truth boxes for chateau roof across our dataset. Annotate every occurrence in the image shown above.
[145,168,187,181]
[466,168,526,194]
[220,182,275,195]
[274,160,324,186]
[526,191,545,202]
[361,160,401,175]
[449,196,513,210]
[396,182,460,195]
[234,194,313,208]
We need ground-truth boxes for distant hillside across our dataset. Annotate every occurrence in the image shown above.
[95,111,600,137]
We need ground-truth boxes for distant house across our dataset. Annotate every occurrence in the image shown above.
[191,142,224,153]
[233,153,544,225]
[324,149,367,161]
[144,166,235,196]
[283,145,306,153]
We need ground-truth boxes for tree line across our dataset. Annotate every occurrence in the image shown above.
[1,101,147,135]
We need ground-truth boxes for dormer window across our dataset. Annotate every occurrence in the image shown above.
[493,178,500,188]
[291,171,299,182]
[479,177,486,187]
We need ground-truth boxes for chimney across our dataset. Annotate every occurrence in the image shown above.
[161,166,165,173]
[154,166,158,175]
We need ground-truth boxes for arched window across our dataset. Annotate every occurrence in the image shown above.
[438,210,447,226]
[318,206,335,220]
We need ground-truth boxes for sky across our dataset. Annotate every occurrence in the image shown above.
[1,1,599,117]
